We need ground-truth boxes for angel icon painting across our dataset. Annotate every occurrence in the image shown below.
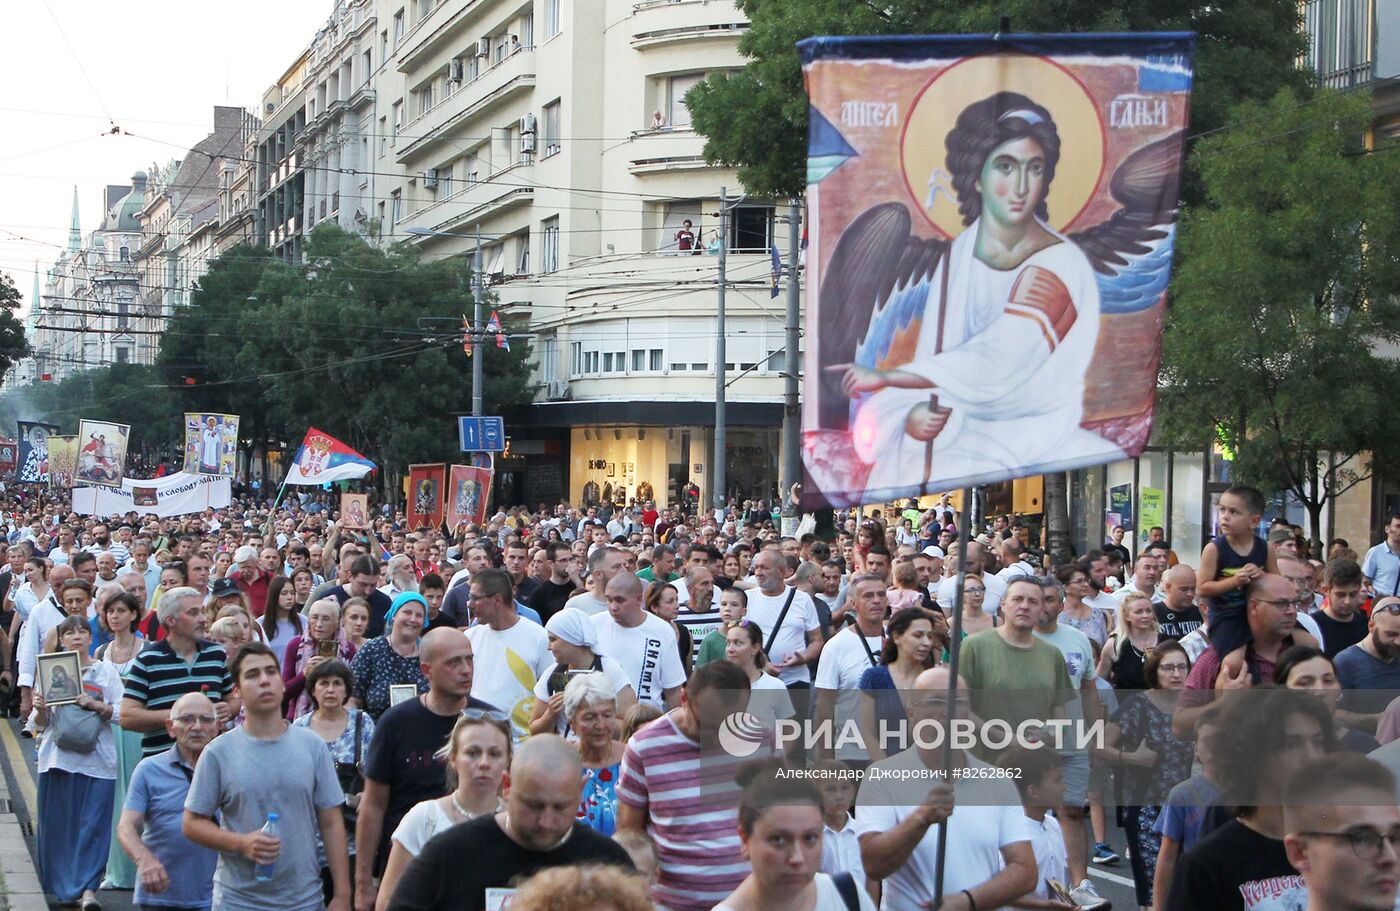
[799,36,1194,507]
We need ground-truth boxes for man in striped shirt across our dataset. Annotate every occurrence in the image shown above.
[617,661,764,911]
[120,587,236,756]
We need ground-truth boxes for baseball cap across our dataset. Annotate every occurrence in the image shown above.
[922,545,946,559]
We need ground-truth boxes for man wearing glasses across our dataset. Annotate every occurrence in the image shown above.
[117,691,220,911]
[1284,753,1400,911]
[1174,573,1304,739]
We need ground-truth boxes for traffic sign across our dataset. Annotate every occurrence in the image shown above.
[459,416,506,452]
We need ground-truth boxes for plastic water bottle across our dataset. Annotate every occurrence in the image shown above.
[253,813,280,882]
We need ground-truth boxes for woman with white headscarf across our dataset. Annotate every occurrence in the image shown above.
[528,607,637,737]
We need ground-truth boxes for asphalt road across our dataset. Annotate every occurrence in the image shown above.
[0,716,1140,910]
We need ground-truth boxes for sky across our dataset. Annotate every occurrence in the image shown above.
[0,1,333,316]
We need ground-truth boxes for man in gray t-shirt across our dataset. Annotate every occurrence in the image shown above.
[184,643,349,911]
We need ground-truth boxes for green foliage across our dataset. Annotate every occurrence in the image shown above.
[686,0,1309,200]
[0,272,33,383]
[1159,88,1400,534]
[0,227,535,479]
[0,364,178,453]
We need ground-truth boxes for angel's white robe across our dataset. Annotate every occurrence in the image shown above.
[851,218,1123,496]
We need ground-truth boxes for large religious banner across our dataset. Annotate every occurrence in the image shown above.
[799,33,1194,508]
[48,435,78,489]
[71,472,232,518]
[16,421,59,484]
[446,464,492,529]
[75,420,129,488]
[407,463,446,530]
[182,413,239,476]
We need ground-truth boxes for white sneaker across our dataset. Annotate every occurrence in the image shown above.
[1069,878,1111,910]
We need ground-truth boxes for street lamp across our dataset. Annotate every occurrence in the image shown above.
[404,225,497,416]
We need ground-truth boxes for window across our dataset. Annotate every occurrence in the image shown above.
[115,347,129,365]
[631,350,645,371]
[418,82,434,115]
[516,233,530,274]
[542,100,561,157]
[650,348,663,371]
[542,217,560,273]
[416,0,433,22]
[587,351,599,373]
[544,0,560,38]
[392,9,405,47]
[465,151,479,185]
[520,14,533,47]
[571,341,582,376]
[117,297,130,328]
[668,73,704,129]
[378,116,388,157]
[361,50,372,84]
[392,101,403,140]
[603,352,614,372]
[118,246,129,262]
[381,31,389,67]
[390,190,402,226]
[728,205,773,252]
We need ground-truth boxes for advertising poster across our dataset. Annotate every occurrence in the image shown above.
[446,464,492,529]
[183,412,239,476]
[1139,486,1166,542]
[407,463,446,529]
[1109,484,1134,530]
[75,420,130,488]
[16,421,59,483]
[799,33,1194,508]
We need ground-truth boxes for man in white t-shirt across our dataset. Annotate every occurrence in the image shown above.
[464,568,552,743]
[937,541,1006,615]
[856,666,1037,911]
[744,550,822,688]
[591,572,684,709]
[814,574,887,762]
[568,546,628,616]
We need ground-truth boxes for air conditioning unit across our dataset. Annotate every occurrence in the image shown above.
[521,133,536,153]
[546,380,570,400]
[476,37,491,57]
[264,102,276,113]
[423,168,439,189]
[520,113,537,134]
[448,59,464,81]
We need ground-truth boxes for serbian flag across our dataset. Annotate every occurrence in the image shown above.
[284,427,377,486]
[488,310,509,351]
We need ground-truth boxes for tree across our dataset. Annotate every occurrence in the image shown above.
[1159,89,1400,543]
[0,364,180,463]
[231,225,536,494]
[687,0,1309,200]
[0,272,33,384]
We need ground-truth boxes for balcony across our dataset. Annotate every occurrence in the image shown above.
[399,162,536,235]
[627,128,710,174]
[397,0,488,72]
[1303,0,1375,88]
[631,0,747,49]
[397,49,535,162]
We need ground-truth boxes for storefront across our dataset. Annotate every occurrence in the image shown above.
[505,401,783,512]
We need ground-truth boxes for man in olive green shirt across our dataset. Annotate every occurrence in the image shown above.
[958,576,1075,762]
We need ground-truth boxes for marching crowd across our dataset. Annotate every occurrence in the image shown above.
[3,481,1400,911]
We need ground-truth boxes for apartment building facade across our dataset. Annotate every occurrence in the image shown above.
[364,0,784,509]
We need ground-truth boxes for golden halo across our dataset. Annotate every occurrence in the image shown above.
[899,53,1106,239]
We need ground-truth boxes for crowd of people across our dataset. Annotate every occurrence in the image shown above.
[4,480,1400,911]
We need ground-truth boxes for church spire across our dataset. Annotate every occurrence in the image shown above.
[68,186,80,252]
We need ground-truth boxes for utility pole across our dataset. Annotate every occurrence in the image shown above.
[713,187,728,512]
[780,200,801,526]
[472,222,484,417]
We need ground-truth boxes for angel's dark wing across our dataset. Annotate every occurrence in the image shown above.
[1069,130,1185,277]
[815,202,947,430]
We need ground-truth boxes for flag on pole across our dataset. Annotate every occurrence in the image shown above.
[769,244,782,299]
[488,310,509,351]
[283,427,377,485]
[461,315,473,357]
